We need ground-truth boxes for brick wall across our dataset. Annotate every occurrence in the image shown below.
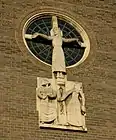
[0,0,116,140]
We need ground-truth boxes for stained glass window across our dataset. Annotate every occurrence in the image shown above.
[25,16,85,67]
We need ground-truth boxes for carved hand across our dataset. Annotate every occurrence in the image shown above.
[79,42,86,48]
[73,39,86,48]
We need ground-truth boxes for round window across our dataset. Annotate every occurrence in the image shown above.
[23,13,90,68]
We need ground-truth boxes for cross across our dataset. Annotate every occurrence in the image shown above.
[25,16,86,78]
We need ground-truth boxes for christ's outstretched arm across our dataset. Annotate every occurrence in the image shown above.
[62,38,80,43]
[25,32,53,40]
[62,38,86,48]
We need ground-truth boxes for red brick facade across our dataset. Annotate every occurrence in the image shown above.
[0,0,116,140]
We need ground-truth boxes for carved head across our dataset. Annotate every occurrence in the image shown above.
[51,16,62,36]
[50,28,62,36]
[41,79,51,87]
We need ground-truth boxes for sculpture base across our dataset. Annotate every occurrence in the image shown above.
[40,123,87,131]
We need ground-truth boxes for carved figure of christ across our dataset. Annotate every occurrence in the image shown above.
[25,16,86,76]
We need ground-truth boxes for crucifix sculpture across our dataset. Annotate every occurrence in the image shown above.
[25,16,87,131]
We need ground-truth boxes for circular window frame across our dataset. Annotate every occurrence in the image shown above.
[22,12,90,69]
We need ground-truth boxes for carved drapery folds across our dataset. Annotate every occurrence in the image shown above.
[36,77,87,131]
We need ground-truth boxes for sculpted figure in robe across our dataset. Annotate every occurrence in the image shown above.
[36,79,57,124]
[57,82,86,129]
[66,83,86,129]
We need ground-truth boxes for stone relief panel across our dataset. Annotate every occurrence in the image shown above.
[36,77,87,131]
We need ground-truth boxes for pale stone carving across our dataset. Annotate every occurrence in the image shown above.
[36,78,87,131]
[25,16,87,131]
[36,78,57,123]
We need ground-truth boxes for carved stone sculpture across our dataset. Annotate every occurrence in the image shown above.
[25,16,87,131]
